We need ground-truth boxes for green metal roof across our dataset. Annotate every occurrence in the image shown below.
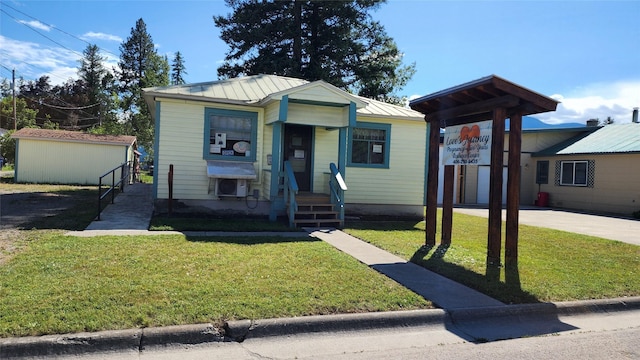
[532,123,640,156]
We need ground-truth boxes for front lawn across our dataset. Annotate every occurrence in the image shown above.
[344,213,640,304]
[0,233,431,337]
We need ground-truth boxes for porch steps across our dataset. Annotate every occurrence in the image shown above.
[291,194,342,228]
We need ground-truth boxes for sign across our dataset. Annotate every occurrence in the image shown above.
[442,120,492,165]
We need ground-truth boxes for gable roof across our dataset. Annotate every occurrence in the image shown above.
[532,123,640,156]
[143,74,424,121]
[12,128,137,146]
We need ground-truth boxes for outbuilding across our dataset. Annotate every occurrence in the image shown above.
[12,128,137,185]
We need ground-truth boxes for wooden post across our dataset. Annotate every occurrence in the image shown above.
[442,165,454,245]
[487,107,506,265]
[425,119,440,247]
[505,112,522,267]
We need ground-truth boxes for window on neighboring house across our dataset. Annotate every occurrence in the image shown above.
[204,108,257,162]
[560,160,588,186]
[536,160,549,184]
[348,122,391,168]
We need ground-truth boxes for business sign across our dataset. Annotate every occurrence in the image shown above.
[442,120,492,165]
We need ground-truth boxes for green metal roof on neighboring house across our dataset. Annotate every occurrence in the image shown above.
[532,123,640,156]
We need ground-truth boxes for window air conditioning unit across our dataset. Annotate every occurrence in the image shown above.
[215,178,248,197]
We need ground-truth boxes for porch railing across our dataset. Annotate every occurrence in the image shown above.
[329,163,347,225]
[97,161,131,221]
[283,160,299,227]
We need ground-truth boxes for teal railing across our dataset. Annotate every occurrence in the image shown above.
[329,163,347,226]
[283,161,299,227]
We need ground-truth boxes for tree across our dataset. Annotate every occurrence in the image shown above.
[78,44,112,124]
[1,96,37,130]
[117,18,169,149]
[214,0,415,102]
[171,51,187,85]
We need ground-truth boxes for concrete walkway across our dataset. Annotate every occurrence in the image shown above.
[85,183,154,231]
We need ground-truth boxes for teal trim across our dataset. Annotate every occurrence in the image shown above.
[279,95,289,122]
[152,101,161,199]
[347,122,391,169]
[348,102,357,128]
[203,108,258,162]
[269,122,284,221]
[423,123,430,205]
[289,98,350,108]
[338,127,347,178]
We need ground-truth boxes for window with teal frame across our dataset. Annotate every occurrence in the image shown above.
[204,108,258,162]
[348,122,391,168]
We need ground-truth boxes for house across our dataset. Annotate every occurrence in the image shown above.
[530,122,640,216]
[142,74,427,226]
[12,128,137,185]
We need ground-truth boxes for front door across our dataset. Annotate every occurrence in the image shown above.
[284,124,312,192]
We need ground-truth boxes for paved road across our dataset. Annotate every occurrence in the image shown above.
[36,309,640,360]
[453,207,640,246]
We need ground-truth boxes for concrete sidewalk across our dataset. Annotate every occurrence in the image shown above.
[85,183,154,231]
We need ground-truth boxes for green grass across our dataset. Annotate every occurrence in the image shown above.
[150,216,295,231]
[344,212,640,304]
[0,233,431,337]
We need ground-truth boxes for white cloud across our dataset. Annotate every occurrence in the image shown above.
[17,20,51,31]
[537,81,640,125]
[81,32,123,43]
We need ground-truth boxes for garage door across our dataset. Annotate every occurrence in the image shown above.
[477,166,507,205]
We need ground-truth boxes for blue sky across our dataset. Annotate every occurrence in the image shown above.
[1,0,639,125]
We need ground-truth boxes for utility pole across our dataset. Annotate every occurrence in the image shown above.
[12,69,17,131]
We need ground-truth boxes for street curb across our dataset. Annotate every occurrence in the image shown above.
[2,297,639,358]
[224,309,448,342]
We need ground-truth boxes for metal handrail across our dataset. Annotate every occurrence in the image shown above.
[329,163,347,226]
[283,161,299,227]
[97,161,131,220]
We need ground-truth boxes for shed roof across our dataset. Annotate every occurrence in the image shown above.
[533,123,640,156]
[143,74,424,121]
[409,75,559,126]
[12,128,136,146]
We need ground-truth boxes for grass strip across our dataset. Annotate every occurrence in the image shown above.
[344,213,640,304]
[0,233,430,337]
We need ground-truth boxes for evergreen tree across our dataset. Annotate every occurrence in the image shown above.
[171,51,187,85]
[214,0,415,102]
[117,18,169,149]
[78,44,109,123]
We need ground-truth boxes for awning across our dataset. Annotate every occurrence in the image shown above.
[206,160,257,179]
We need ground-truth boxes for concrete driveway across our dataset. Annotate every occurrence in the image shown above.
[452,207,640,246]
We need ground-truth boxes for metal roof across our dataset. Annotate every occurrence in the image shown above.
[533,123,640,156]
[12,128,136,146]
[143,74,424,121]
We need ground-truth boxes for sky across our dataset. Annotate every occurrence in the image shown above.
[1,0,639,125]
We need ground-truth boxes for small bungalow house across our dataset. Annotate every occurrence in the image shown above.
[143,74,427,226]
[12,128,137,185]
[530,122,640,216]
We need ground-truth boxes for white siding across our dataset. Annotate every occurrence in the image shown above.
[261,124,274,199]
[155,99,264,200]
[16,139,127,185]
[288,85,351,105]
[312,128,339,194]
[345,118,426,206]
[264,102,280,124]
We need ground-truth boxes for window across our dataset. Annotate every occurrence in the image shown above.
[536,161,549,184]
[560,160,588,186]
[204,108,257,162]
[348,122,391,168]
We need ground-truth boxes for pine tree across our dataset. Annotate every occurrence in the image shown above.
[214,0,415,102]
[117,18,169,149]
[78,44,109,124]
[171,51,187,85]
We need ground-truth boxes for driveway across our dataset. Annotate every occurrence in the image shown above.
[452,207,640,246]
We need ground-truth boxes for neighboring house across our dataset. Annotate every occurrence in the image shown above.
[143,74,427,225]
[12,128,137,185]
[530,122,640,216]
